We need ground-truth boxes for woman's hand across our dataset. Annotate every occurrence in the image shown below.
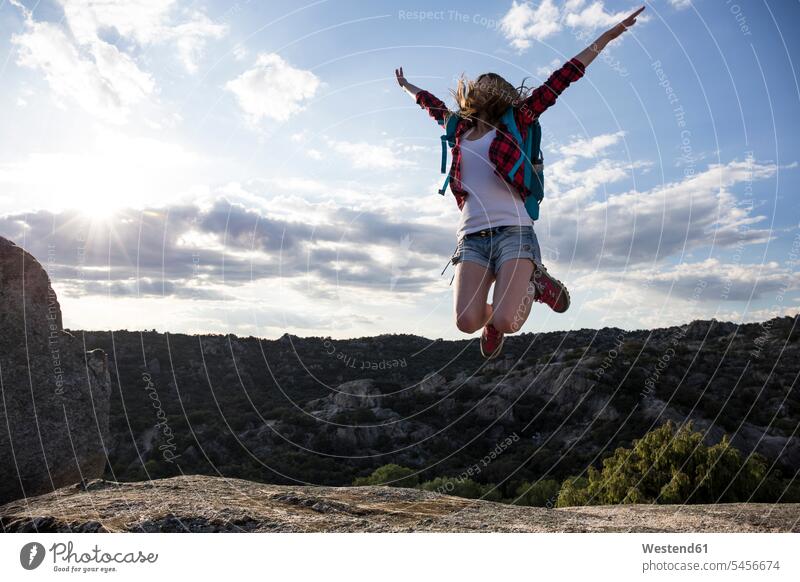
[602,6,645,43]
[395,66,422,99]
[574,6,644,68]
[395,67,408,89]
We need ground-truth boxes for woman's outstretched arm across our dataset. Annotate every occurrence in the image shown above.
[396,66,452,125]
[574,6,645,68]
[395,67,423,99]
[518,6,644,124]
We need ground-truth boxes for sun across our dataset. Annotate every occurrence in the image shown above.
[80,199,118,221]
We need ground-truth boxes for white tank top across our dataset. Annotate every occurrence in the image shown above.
[457,129,532,237]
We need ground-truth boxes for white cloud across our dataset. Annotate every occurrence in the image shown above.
[500,0,644,53]
[59,0,173,44]
[564,1,634,29]
[544,158,778,268]
[549,157,651,207]
[10,0,226,122]
[267,176,327,193]
[558,130,625,158]
[1,169,794,336]
[622,258,799,302]
[536,58,562,76]
[326,139,415,170]
[576,257,798,327]
[669,0,693,10]
[165,12,229,73]
[226,53,321,124]
[537,131,646,206]
[12,19,155,123]
[501,0,562,51]
[721,304,800,323]
[58,0,227,73]
[0,129,210,214]
[232,43,249,62]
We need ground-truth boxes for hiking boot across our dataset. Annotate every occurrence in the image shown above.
[480,323,505,359]
[530,264,570,313]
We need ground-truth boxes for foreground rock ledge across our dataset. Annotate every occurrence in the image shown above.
[1,475,798,533]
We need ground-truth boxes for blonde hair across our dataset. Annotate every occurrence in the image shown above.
[451,73,529,123]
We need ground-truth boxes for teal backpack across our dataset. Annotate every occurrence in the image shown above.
[437,109,545,220]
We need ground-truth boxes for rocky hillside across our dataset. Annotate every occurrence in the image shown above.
[0,237,110,505]
[2,475,798,533]
[75,314,800,499]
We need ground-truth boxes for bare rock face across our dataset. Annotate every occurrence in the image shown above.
[330,379,383,409]
[2,475,798,533]
[0,237,111,505]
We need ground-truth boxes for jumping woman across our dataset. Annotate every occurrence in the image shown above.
[396,7,644,359]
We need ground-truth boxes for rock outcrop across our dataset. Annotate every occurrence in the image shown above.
[1,475,797,533]
[0,237,111,504]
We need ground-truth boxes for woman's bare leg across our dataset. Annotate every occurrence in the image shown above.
[453,261,494,333]
[491,259,535,334]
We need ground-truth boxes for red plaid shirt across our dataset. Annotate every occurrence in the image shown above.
[416,57,586,210]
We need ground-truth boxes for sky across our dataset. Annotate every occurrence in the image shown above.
[0,0,798,340]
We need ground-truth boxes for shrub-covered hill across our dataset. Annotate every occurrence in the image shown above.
[78,315,800,500]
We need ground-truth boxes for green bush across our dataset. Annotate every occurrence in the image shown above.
[556,476,589,507]
[514,479,561,507]
[556,421,769,506]
[352,464,419,487]
[418,477,501,501]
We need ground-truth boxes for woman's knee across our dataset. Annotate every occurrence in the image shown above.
[455,311,483,334]
[492,309,528,334]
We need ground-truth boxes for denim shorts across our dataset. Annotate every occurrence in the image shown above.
[451,225,542,273]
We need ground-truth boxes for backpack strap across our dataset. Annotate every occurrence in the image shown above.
[502,108,543,193]
[531,117,542,161]
[524,120,545,221]
[437,114,460,195]
[439,114,459,172]
[524,121,543,192]
[438,174,451,195]
[501,109,526,183]
[523,124,534,191]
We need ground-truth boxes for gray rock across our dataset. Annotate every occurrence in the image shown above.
[0,237,111,505]
[331,379,382,409]
[418,372,446,395]
[475,394,515,422]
